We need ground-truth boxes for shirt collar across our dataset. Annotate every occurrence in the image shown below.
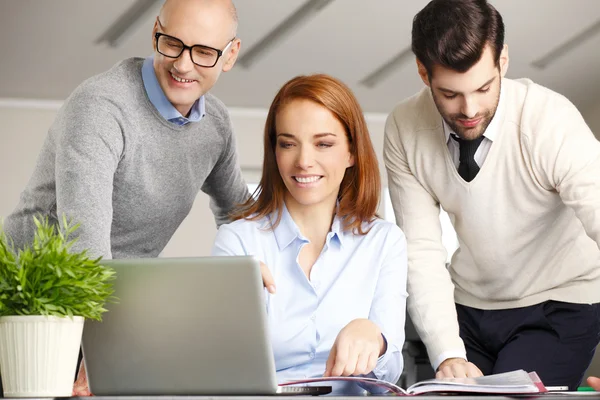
[272,202,344,251]
[141,56,205,126]
[443,81,505,144]
[329,214,344,248]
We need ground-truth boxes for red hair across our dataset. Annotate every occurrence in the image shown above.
[232,74,380,234]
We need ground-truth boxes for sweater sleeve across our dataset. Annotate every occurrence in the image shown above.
[527,95,600,248]
[201,114,250,227]
[383,111,466,368]
[54,91,124,259]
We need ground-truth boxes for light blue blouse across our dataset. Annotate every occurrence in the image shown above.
[212,204,408,395]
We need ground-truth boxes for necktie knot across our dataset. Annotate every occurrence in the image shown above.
[451,134,485,182]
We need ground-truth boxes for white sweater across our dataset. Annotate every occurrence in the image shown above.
[384,78,600,367]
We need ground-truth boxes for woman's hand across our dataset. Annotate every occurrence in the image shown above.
[260,261,276,294]
[324,319,385,377]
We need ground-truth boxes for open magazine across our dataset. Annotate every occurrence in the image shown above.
[280,369,547,395]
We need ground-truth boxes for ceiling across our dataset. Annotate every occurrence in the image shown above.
[1,0,599,113]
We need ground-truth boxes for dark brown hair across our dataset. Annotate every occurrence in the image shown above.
[412,0,505,76]
[232,74,380,235]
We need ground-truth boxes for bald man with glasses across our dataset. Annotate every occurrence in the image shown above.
[3,0,247,396]
[5,0,248,260]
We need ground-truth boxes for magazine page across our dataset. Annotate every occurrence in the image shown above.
[406,369,546,395]
[281,370,546,396]
[280,376,407,395]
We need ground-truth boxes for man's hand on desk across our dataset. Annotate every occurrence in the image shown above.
[73,362,92,396]
[260,261,276,294]
[436,357,483,378]
[588,376,600,391]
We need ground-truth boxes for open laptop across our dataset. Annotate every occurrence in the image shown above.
[82,256,330,396]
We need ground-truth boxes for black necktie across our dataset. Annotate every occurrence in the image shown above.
[451,134,485,182]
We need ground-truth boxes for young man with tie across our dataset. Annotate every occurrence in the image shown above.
[384,0,600,389]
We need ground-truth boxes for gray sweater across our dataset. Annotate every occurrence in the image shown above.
[5,58,249,259]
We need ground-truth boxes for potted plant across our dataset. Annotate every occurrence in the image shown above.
[0,216,116,398]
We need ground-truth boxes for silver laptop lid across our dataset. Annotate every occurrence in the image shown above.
[82,256,278,395]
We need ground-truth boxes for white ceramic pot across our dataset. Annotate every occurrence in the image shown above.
[0,315,84,397]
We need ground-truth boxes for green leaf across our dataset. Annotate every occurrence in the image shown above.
[0,215,117,321]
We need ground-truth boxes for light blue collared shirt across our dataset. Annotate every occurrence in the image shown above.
[212,204,408,395]
[141,56,205,126]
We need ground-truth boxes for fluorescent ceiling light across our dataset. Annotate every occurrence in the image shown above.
[238,0,335,69]
[96,0,163,48]
[532,19,600,69]
[360,47,414,88]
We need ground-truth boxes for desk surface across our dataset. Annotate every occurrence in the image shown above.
[56,395,600,399]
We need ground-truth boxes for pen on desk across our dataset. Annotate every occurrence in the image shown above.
[577,387,596,392]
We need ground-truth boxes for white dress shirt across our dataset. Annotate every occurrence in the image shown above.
[444,85,506,169]
[212,204,408,395]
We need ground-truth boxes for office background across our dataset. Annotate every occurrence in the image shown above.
[1,0,599,380]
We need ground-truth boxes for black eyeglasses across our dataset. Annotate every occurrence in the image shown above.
[154,20,235,68]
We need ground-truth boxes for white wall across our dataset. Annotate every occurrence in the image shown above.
[0,105,56,217]
[0,101,388,257]
[5,97,597,259]
[583,102,600,138]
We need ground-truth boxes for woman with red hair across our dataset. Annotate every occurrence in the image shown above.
[212,74,407,395]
